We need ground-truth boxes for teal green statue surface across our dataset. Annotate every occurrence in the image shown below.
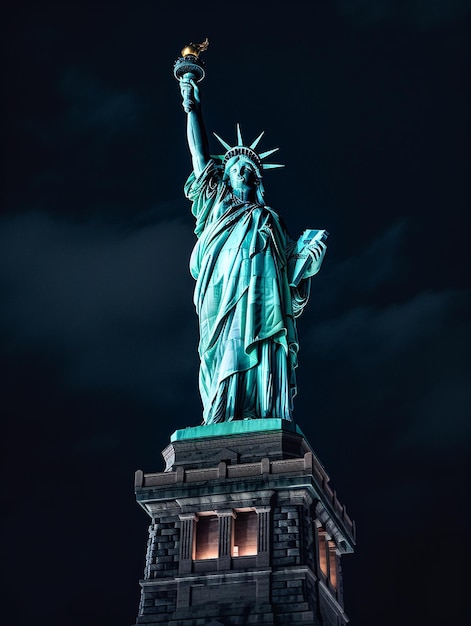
[174,42,327,425]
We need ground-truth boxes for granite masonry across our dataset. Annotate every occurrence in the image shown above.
[133,420,355,625]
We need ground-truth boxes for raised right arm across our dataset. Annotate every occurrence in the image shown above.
[179,75,210,177]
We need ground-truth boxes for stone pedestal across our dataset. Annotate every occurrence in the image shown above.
[133,420,355,625]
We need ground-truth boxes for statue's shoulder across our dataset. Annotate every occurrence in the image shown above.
[185,160,223,199]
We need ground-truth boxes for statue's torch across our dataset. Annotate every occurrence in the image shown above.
[173,39,209,113]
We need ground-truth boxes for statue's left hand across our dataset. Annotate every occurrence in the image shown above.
[308,240,326,261]
[305,240,327,278]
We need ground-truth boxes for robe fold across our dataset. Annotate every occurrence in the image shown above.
[185,160,311,424]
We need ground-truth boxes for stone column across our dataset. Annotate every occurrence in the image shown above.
[178,513,197,574]
[217,510,235,571]
[255,506,271,567]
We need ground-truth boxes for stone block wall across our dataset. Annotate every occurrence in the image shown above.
[133,428,354,625]
[137,506,180,623]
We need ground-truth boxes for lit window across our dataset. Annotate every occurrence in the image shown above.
[195,515,218,560]
[328,540,337,589]
[317,526,337,590]
[232,511,258,557]
[318,528,328,577]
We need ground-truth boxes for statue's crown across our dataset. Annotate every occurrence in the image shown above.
[213,124,284,173]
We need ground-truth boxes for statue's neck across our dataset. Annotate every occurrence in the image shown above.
[232,187,256,203]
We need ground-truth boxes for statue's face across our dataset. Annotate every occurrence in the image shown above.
[227,157,257,192]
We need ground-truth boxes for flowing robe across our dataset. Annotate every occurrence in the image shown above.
[185,160,313,424]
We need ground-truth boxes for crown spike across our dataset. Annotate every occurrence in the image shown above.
[259,147,279,160]
[213,132,232,151]
[215,126,284,171]
[236,123,244,146]
[250,131,265,150]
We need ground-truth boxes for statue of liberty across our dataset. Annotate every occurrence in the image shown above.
[175,42,327,425]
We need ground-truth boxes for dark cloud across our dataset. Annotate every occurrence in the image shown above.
[313,288,468,419]
[57,69,142,134]
[336,0,471,28]
[314,221,408,312]
[304,220,470,453]
[0,211,198,408]
[311,289,465,366]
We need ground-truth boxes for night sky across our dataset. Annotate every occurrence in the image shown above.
[2,2,470,625]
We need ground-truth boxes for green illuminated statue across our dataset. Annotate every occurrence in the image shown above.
[174,41,327,425]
